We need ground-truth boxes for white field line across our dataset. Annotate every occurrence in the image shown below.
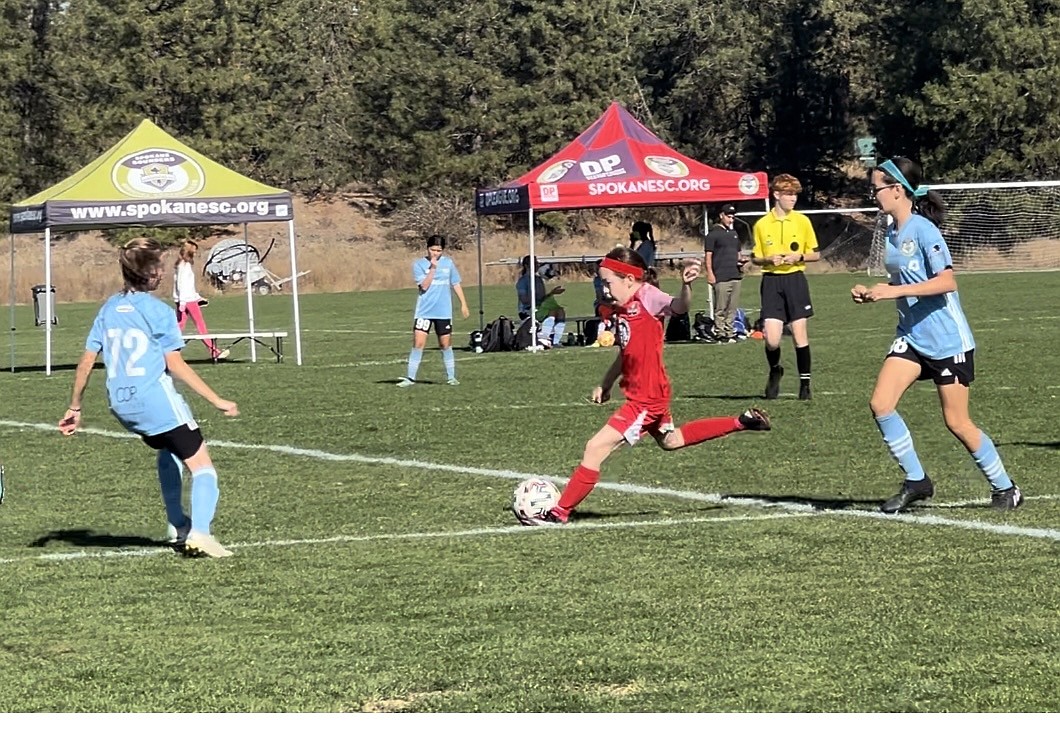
[0,512,807,565]
[2,420,1058,547]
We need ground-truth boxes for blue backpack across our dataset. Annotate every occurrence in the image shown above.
[733,309,749,336]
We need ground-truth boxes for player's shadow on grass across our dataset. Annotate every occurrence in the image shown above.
[565,506,730,523]
[183,357,235,366]
[29,528,168,549]
[720,493,887,511]
[374,379,441,385]
[8,362,80,373]
[1000,440,1060,450]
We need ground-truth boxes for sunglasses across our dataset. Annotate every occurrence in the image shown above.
[871,183,898,196]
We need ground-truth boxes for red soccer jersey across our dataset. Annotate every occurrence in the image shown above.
[615,284,674,406]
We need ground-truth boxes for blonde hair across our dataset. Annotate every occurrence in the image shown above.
[119,237,165,293]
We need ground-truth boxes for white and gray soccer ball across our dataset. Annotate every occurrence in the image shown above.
[511,477,560,524]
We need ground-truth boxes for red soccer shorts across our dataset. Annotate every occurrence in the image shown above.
[607,401,674,445]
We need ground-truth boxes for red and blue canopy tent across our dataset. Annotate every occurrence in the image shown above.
[473,101,769,334]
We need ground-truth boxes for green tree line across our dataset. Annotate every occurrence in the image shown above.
[2,0,1058,217]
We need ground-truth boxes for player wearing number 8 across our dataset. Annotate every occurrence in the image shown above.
[853,157,1022,513]
[58,238,241,557]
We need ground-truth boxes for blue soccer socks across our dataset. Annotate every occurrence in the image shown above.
[875,412,927,481]
[971,431,1013,492]
[190,466,221,535]
[156,450,188,528]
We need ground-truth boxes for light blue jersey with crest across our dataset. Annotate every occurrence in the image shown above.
[884,214,975,359]
[86,291,196,436]
[413,256,461,319]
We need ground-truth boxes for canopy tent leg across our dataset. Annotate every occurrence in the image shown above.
[45,227,52,376]
[8,233,14,372]
[244,223,257,362]
[703,205,714,318]
[288,219,303,365]
[476,216,484,331]
[527,208,543,352]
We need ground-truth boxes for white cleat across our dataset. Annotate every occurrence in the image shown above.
[183,531,234,558]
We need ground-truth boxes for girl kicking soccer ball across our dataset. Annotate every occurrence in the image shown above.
[526,247,772,525]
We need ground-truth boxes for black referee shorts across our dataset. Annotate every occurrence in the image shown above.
[760,272,814,323]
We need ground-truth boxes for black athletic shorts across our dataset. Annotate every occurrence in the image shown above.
[413,318,453,336]
[886,338,975,386]
[142,424,205,461]
[760,272,814,323]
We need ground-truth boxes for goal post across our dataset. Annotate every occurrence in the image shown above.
[732,180,1060,275]
[867,180,1060,276]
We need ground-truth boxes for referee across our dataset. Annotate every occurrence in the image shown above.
[752,174,820,400]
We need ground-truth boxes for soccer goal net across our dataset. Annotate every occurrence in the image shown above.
[866,181,1060,276]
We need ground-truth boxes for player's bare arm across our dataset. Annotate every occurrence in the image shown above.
[863,270,957,302]
[592,354,623,403]
[670,259,700,314]
[164,351,239,416]
[59,349,99,435]
[453,283,470,319]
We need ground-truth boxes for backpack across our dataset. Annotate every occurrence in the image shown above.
[693,311,715,341]
[733,308,749,337]
[513,317,537,351]
[481,316,516,352]
[665,312,691,342]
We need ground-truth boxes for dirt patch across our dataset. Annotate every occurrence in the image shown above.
[357,689,459,713]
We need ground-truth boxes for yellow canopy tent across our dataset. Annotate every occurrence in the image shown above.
[8,119,303,373]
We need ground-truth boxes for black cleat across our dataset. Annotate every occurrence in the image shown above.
[880,477,935,513]
[764,366,784,399]
[737,407,772,431]
[990,485,1024,511]
[798,383,812,401]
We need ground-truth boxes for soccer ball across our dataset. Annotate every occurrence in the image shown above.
[511,477,560,525]
[596,330,615,347]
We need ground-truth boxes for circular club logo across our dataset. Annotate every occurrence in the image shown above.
[537,160,577,184]
[738,174,761,196]
[112,149,205,198]
[643,155,689,178]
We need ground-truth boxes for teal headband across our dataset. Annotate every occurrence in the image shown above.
[879,159,930,197]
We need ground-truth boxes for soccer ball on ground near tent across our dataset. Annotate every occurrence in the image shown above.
[511,477,560,525]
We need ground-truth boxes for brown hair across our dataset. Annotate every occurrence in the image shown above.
[875,156,947,226]
[602,246,648,281]
[175,239,198,265]
[771,173,802,194]
[119,237,165,293]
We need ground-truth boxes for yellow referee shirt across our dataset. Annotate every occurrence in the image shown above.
[752,210,819,275]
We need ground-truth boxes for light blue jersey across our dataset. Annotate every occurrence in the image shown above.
[86,291,196,436]
[413,256,461,319]
[884,214,975,359]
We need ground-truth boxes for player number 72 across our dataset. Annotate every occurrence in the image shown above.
[106,327,149,378]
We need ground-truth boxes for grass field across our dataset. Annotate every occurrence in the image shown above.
[0,271,1058,713]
